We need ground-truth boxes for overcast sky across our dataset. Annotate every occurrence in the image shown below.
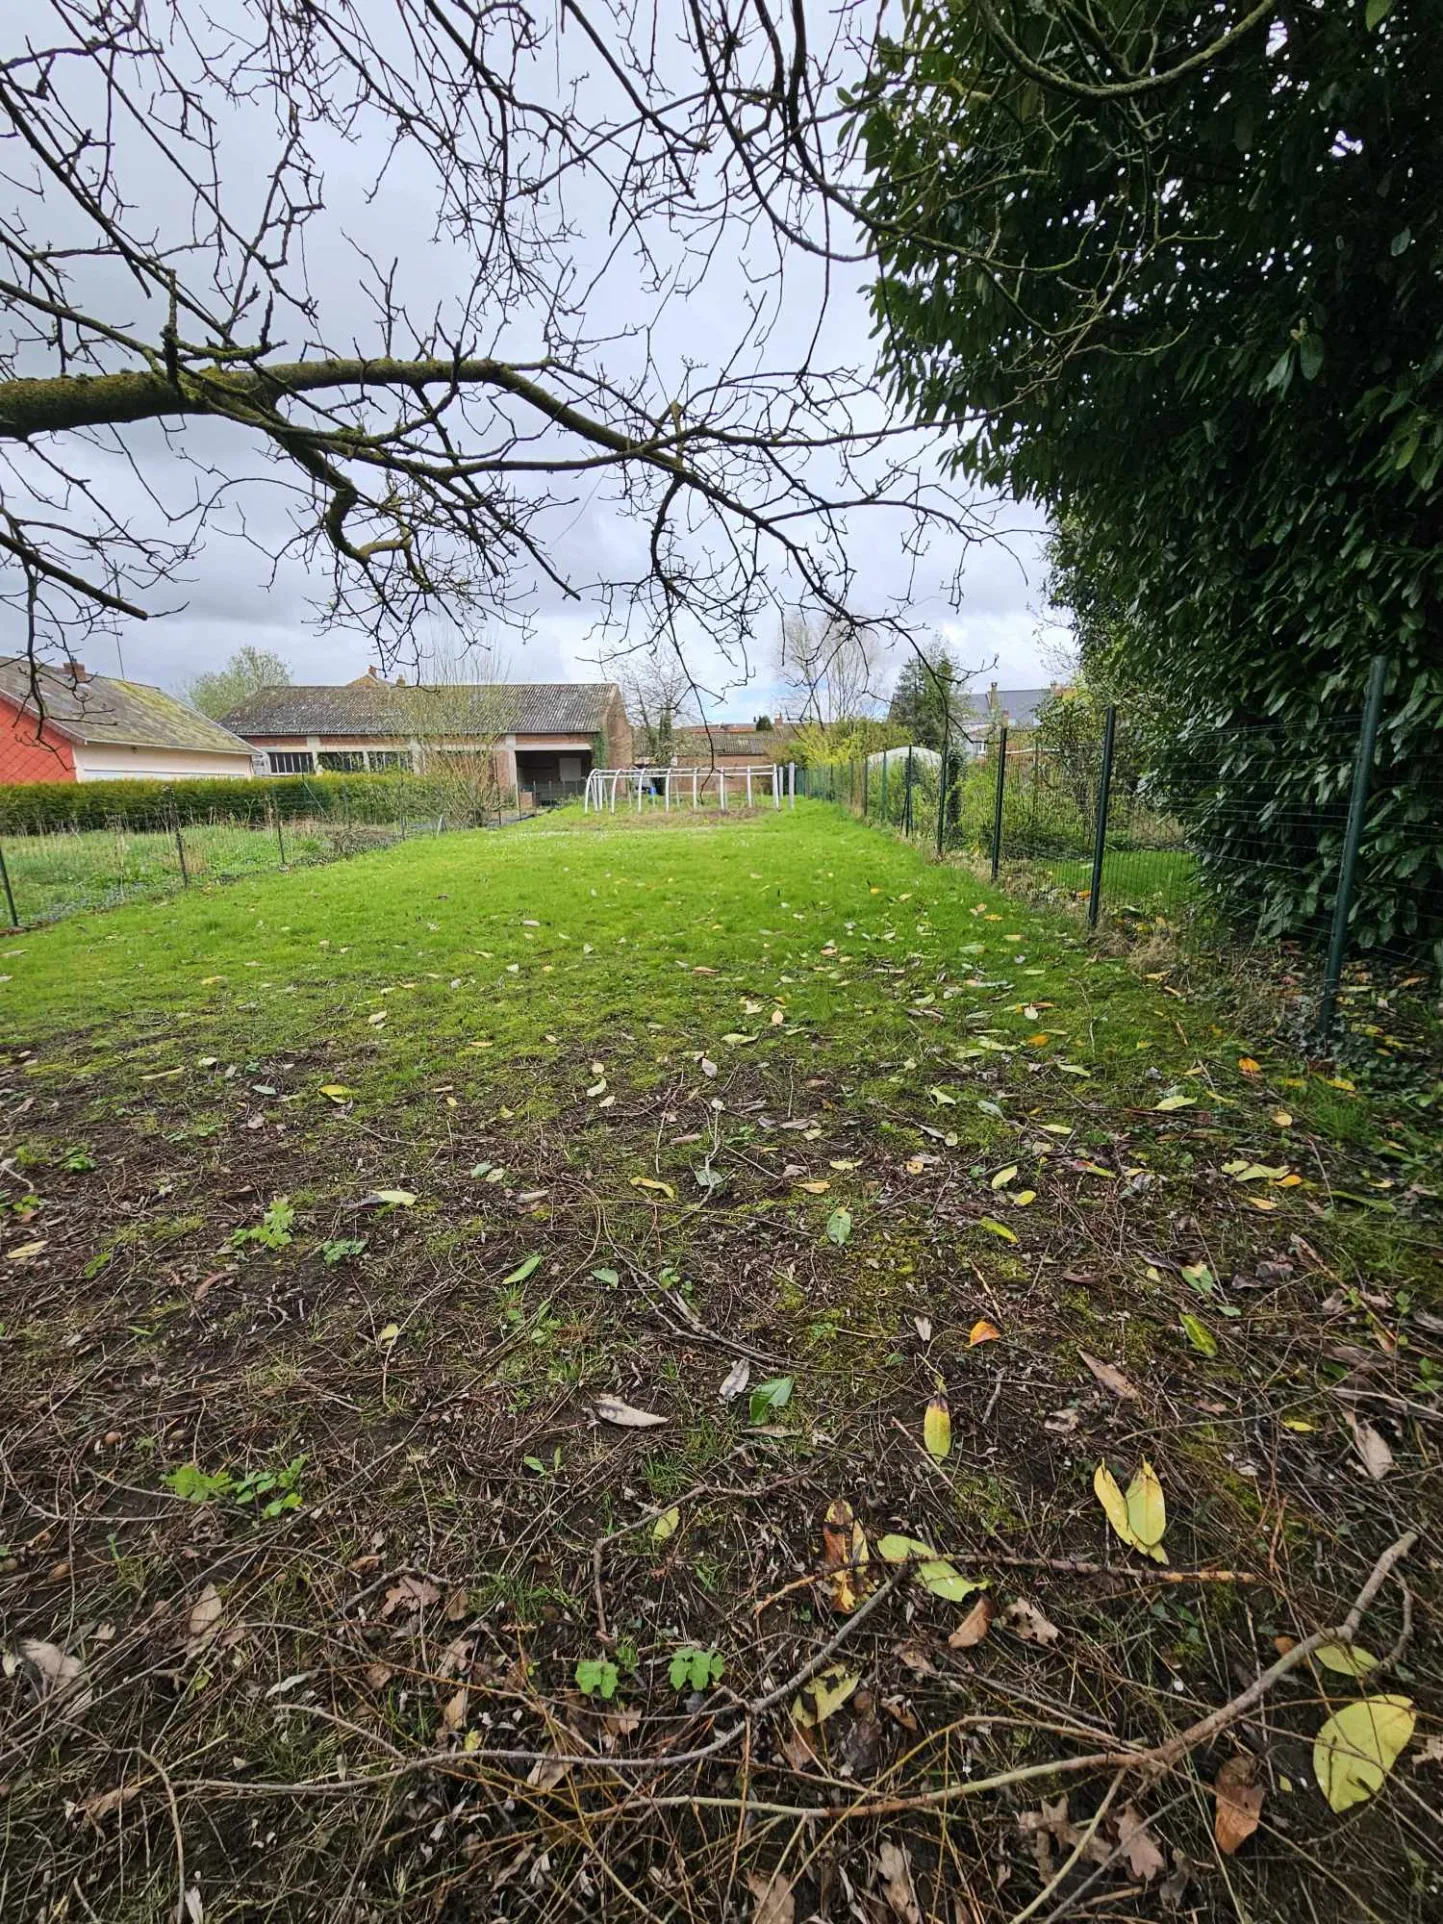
[3,3,1072,716]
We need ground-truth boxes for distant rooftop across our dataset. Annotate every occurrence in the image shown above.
[0,656,253,756]
[222,675,619,739]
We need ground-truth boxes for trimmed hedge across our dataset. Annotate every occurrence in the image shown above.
[0,772,461,833]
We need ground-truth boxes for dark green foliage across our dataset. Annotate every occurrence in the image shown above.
[0,772,462,833]
[856,1,1443,952]
[888,642,964,751]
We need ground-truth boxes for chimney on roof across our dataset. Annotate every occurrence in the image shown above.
[366,664,378,678]
[67,660,92,683]
[394,673,406,687]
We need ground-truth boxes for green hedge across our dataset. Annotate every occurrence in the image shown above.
[0,772,458,834]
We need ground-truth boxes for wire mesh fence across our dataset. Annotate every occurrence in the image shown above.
[798,672,1443,1043]
[0,780,524,929]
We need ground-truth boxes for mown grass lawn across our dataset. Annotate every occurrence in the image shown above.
[2,804,1439,1923]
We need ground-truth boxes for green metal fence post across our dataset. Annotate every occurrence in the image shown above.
[1087,705,1118,930]
[936,742,949,858]
[0,841,17,928]
[862,755,869,817]
[990,726,1009,881]
[1319,655,1389,1040]
[904,747,914,837]
[880,751,888,823]
[272,797,286,866]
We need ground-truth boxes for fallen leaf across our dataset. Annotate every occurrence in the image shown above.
[653,1506,680,1544]
[990,1164,1019,1190]
[1125,1460,1167,1556]
[798,1179,831,1194]
[1155,1093,1196,1111]
[502,1253,542,1285]
[744,1868,795,1924]
[319,1084,356,1101]
[1094,1462,1166,1563]
[18,1639,92,1718]
[792,1663,859,1728]
[81,1781,142,1824]
[1214,1755,1264,1853]
[749,1375,794,1424]
[1313,1695,1415,1812]
[1181,1313,1217,1358]
[6,1240,46,1262]
[876,1534,982,1604]
[820,1497,870,1613]
[377,1322,401,1347]
[948,1594,996,1648]
[924,1392,952,1460]
[380,1576,441,1619]
[440,1685,469,1733]
[977,1216,1017,1243]
[1001,1598,1060,1646]
[1079,1351,1139,1400]
[718,1357,751,1402]
[184,1584,223,1660]
[876,1839,922,1924]
[913,1315,932,1343]
[1314,1641,1377,1678]
[359,1188,416,1208]
[1238,1057,1261,1076]
[967,1318,1001,1347]
[594,1394,667,1429]
[1116,1804,1166,1882]
[526,1746,572,1791]
[1345,1411,1394,1480]
[825,1205,853,1245]
[630,1176,676,1199]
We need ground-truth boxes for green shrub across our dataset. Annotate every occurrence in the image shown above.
[0,772,468,833]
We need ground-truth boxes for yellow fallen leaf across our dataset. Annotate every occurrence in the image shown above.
[978,1217,1017,1243]
[792,1664,859,1728]
[1125,1460,1167,1554]
[378,1322,401,1346]
[968,1319,1001,1347]
[1238,1057,1260,1075]
[990,1165,1018,1190]
[924,1393,952,1461]
[1313,1696,1415,1812]
[630,1176,676,1200]
[653,1506,681,1544]
[797,1180,830,1194]
[319,1084,357,1101]
[1010,1189,1036,1206]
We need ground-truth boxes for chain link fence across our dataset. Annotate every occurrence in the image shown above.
[799,667,1443,1041]
[0,779,524,929]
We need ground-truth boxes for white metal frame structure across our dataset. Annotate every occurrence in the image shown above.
[583,763,796,813]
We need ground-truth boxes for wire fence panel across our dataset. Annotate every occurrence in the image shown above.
[803,678,1443,1034]
[0,779,526,930]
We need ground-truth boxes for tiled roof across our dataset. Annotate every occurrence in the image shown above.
[222,680,618,739]
[672,723,796,762]
[0,657,254,756]
[961,687,1055,731]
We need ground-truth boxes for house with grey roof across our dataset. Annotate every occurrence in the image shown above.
[0,657,255,784]
[221,669,632,798]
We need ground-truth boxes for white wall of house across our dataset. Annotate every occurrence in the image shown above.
[72,743,255,781]
[241,732,596,784]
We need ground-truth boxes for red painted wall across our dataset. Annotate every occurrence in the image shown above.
[0,696,77,783]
